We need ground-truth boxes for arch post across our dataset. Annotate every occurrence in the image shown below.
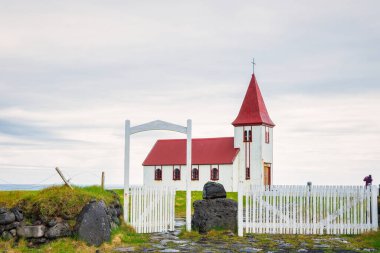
[124,120,130,222]
[186,119,192,231]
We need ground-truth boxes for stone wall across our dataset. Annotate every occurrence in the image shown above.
[0,193,122,246]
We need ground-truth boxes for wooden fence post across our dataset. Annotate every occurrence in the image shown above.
[101,171,105,190]
[55,167,73,189]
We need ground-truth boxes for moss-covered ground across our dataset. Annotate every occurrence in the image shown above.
[0,185,118,222]
[179,229,380,252]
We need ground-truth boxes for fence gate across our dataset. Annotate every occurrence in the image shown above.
[124,119,192,232]
[238,185,379,236]
[129,186,176,233]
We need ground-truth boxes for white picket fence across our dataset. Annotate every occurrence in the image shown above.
[238,185,379,235]
[129,186,176,233]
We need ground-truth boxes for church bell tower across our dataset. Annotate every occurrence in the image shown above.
[232,68,275,186]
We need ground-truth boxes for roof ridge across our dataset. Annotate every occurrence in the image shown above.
[156,137,233,142]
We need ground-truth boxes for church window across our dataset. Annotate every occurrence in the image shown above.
[265,126,270,143]
[244,130,252,142]
[192,167,199,180]
[173,167,181,180]
[211,167,219,181]
[246,167,250,180]
[154,167,162,181]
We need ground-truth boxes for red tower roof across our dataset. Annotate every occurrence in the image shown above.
[232,74,275,127]
[143,137,239,166]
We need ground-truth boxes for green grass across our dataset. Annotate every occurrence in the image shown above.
[0,190,38,208]
[0,185,119,222]
[110,189,237,217]
[343,231,380,250]
[175,191,237,217]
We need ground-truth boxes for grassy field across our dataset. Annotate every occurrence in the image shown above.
[110,189,237,217]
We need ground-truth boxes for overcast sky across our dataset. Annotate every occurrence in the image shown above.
[0,0,379,187]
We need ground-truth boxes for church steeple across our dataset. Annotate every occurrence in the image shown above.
[232,74,275,127]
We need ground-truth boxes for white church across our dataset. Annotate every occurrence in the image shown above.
[143,73,275,191]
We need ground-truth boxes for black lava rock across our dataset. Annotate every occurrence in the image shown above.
[45,222,71,239]
[10,207,23,222]
[75,200,111,246]
[202,182,227,199]
[0,210,15,225]
[192,198,238,233]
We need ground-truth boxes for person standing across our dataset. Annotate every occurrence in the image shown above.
[363,175,373,187]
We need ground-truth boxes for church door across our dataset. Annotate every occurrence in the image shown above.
[263,163,271,186]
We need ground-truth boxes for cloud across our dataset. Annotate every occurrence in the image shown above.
[0,119,56,140]
[0,0,379,186]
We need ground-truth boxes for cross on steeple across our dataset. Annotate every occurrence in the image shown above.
[251,58,256,74]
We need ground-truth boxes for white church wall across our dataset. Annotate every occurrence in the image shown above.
[234,126,245,184]
[232,158,239,192]
[143,165,160,187]
[144,164,234,191]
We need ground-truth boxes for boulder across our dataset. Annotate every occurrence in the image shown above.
[47,219,58,227]
[45,222,71,239]
[0,210,15,225]
[1,231,13,240]
[75,200,111,246]
[10,207,23,222]
[4,221,19,231]
[9,229,16,237]
[47,217,63,227]
[17,225,46,238]
[202,182,226,199]
[192,198,238,233]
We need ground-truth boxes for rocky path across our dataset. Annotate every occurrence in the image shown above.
[113,219,377,253]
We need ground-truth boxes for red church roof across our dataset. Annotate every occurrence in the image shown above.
[143,137,239,166]
[232,74,275,127]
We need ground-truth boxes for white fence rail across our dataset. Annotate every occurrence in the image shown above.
[129,186,176,233]
[238,185,378,235]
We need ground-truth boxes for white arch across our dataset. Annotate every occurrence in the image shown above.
[124,119,192,231]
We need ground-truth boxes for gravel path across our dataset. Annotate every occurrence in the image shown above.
[113,219,376,253]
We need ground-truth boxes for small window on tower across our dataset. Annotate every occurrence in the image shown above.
[246,167,250,180]
[244,130,252,142]
[265,127,270,143]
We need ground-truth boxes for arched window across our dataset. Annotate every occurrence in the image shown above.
[265,126,270,143]
[192,168,199,181]
[173,167,181,180]
[211,167,219,181]
[244,129,252,142]
[154,168,162,181]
